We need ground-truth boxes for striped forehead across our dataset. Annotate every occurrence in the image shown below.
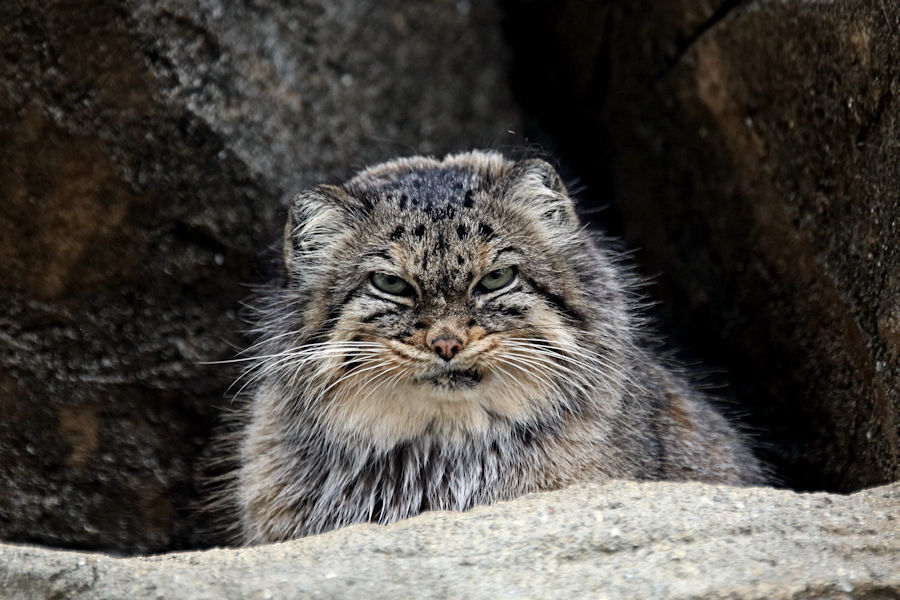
[354,169,501,296]
[386,217,494,297]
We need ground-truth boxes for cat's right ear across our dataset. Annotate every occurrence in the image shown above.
[283,184,363,275]
[499,159,579,233]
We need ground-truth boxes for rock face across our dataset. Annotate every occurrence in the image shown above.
[614,0,900,494]
[508,0,900,491]
[0,0,521,553]
[1,481,898,599]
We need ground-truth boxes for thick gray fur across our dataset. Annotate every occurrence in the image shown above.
[227,151,765,544]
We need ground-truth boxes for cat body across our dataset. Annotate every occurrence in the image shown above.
[232,151,764,544]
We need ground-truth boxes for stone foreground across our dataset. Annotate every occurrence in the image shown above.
[2,480,897,599]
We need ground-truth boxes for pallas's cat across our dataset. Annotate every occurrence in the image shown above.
[227,151,764,544]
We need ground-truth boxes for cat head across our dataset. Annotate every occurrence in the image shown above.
[274,151,631,445]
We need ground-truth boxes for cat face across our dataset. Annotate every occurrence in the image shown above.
[274,152,626,444]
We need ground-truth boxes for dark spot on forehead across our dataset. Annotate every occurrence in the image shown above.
[401,168,470,203]
[456,223,468,239]
[479,222,494,238]
[456,254,465,265]
[414,224,426,237]
[463,189,475,207]
[390,225,405,240]
[435,234,448,253]
[398,193,408,210]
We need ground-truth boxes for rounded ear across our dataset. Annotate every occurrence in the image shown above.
[283,184,363,276]
[499,159,578,230]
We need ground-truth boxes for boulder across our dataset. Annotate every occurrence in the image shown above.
[1,481,897,599]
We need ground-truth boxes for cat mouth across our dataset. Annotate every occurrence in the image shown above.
[416,368,482,390]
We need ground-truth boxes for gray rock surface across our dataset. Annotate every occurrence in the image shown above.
[1,481,898,599]
[0,0,520,553]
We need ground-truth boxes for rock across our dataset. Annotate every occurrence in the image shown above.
[614,0,900,492]
[1,481,898,599]
[509,0,900,491]
[0,0,521,553]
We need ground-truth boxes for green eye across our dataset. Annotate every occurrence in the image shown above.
[370,272,413,296]
[477,266,516,292]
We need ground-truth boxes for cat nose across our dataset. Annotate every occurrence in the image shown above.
[430,336,463,361]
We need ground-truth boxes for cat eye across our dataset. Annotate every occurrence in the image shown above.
[370,272,414,296]
[476,266,516,293]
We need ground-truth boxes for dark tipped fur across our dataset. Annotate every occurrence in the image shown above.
[224,151,766,545]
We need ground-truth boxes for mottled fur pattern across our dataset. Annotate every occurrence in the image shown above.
[229,150,764,544]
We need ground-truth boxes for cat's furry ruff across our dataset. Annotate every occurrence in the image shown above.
[226,150,765,544]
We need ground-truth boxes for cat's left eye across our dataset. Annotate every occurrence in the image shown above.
[370,272,414,296]
[476,266,516,293]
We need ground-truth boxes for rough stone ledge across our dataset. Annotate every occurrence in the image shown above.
[1,480,897,599]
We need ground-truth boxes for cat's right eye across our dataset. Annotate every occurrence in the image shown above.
[370,272,414,296]
[475,266,516,293]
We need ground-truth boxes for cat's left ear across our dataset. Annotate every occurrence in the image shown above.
[499,159,579,231]
[283,184,365,276]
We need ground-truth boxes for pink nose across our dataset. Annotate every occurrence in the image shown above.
[430,336,463,361]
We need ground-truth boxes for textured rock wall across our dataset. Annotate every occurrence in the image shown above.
[1,481,898,599]
[0,0,521,553]
[610,0,900,492]
[508,0,900,491]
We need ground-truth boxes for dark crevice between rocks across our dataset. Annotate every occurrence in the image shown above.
[856,86,894,146]
[499,0,621,237]
[501,1,789,489]
[662,0,752,76]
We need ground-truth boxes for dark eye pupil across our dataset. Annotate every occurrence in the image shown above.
[385,276,398,285]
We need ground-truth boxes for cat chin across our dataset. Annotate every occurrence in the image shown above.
[414,368,483,391]
[314,375,557,448]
